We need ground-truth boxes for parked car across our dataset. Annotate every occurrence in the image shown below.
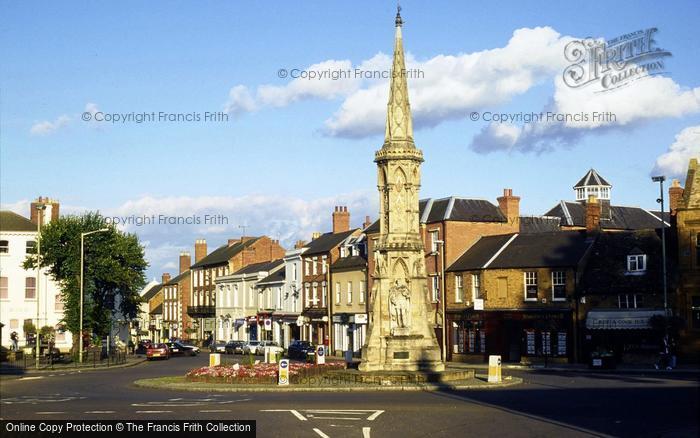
[287,340,316,360]
[224,340,245,354]
[257,341,284,356]
[146,343,170,360]
[165,341,199,356]
[135,340,153,355]
[209,342,226,353]
[242,340,261,355]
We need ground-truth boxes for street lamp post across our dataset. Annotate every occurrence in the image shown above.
[79,228,109,363]
[651,176,669,316]
[35,203,47,369]
[435,240,447,363]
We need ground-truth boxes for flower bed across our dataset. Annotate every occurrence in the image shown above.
[185,361,345,385]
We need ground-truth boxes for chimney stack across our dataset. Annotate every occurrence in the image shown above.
[162,272,171,284]
[195,239,207,263]
[179,252,191,274]
[585,195,601,233]
[332,206,350,234]
[311,232,322,240]
[30,196,60,226]
[497,189,520,226]
[669,179,684,216]
[363,215,372,230]
[295,240,307,249]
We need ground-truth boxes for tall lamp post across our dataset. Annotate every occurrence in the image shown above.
[79,228,109,363]
[435,240,447,363]
[651,176,669,316]
[35,203,47,369]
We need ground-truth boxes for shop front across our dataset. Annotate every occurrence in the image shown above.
[332,313,368,357]
[447,309,573,364]
[584,309,665,364]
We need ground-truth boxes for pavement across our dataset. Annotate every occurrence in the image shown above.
[1,354,698,437]
[0,356,146,376]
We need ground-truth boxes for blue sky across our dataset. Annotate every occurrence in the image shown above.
[2,1,699,279]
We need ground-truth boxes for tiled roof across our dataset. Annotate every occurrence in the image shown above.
[519,216,561,233]
[149,303,163,315]
[258,268,286,285]
[574,169,611,188]
[448,231,595,271]
[164,270,190,286]
[303,229,358,256]
[544,201,664,230]
[0,211,36,232]
[331,255,367,271]
[190,238,259,269]
[233,259,284,275]
[141,283,163,301]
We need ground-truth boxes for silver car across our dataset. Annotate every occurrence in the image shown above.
[242,340,261,355]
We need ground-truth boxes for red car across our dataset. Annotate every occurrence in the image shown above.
[146,343,170,360]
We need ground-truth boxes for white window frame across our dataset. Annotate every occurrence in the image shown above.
[524,271,537,302]
[321,282,327,308]
[551,271,566,301]
[335,282,341,305]
[627,254,647,272]
[321,255,327,274]
[0,240,8,253]
[431,276,440,303]
[312,257,318,275]
[304,284,310,307]
[347,281,353,304]
[429,229,440,254]
[472,274,481,300]
[359,280,366,304]
[455,275,463,303]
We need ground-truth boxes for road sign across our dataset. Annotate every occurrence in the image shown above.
[316,346,325,365]
[278,359,290,385]
[488,355,501,383]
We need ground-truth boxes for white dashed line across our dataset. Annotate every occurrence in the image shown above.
[18,377,44,381]
[314,417,361,420]
[313,428,330,438]
[85,411,116,414]
[135,410,173,414]
[199,410,231,413]
[35,412,64,415]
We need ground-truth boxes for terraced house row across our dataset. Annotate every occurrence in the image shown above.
[133,160,700,364]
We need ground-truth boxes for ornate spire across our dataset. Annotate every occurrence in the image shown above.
[384,4,413,145]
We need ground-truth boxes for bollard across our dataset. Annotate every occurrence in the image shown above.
[278,359,290,386]
[488,355,502,383]
[209,353,221,367]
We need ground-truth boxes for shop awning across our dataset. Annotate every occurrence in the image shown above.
[586,310,665,330]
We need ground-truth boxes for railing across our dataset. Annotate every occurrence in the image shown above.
[0,348,127,373]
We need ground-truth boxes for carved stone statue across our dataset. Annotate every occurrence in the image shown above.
[389,280,411,335]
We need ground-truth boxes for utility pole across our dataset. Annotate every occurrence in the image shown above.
[35,203,46,369]
[651,175,668,316]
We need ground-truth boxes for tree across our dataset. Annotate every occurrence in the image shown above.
[24,212,147,353]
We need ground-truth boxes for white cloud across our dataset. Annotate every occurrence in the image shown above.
[653,125,700,179]
[29,115,70,136]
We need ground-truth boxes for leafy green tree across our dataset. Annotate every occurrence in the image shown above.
[24,212,147,353]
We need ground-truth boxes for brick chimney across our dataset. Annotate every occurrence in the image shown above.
[585,195,601,233]
[497,189,520,226]
[179,252,191,274]
[30,196,60,226]
[332,206,350,234]
[311,232,322,240]
[162,273,171,284]
[295,240,307,249]
[669,179,684,215]
[195,239,207,263]
[363,215,372,229]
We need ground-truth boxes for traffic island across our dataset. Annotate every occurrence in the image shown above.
[133,364,521,392]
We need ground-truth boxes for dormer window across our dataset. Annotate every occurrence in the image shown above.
[627,254,647,272]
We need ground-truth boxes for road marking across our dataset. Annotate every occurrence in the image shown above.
[85,411,116,414]
[131,398,250,407]
[363,427,371,438]
[35,412,64,415]
[18,377,44,381]
[199,410,231,413]
[135,410,173,414]
[312,428,330,438]
[367,410,384,421]
[261,409,307,421]
[313,417,361,420]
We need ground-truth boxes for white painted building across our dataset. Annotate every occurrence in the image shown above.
[214,259,284,343]
[0,200,73,351]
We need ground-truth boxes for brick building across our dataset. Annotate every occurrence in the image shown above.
[161,252,192,340]
[188,236,285,343]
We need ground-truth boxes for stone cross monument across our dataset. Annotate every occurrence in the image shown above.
[359,7,444,372]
